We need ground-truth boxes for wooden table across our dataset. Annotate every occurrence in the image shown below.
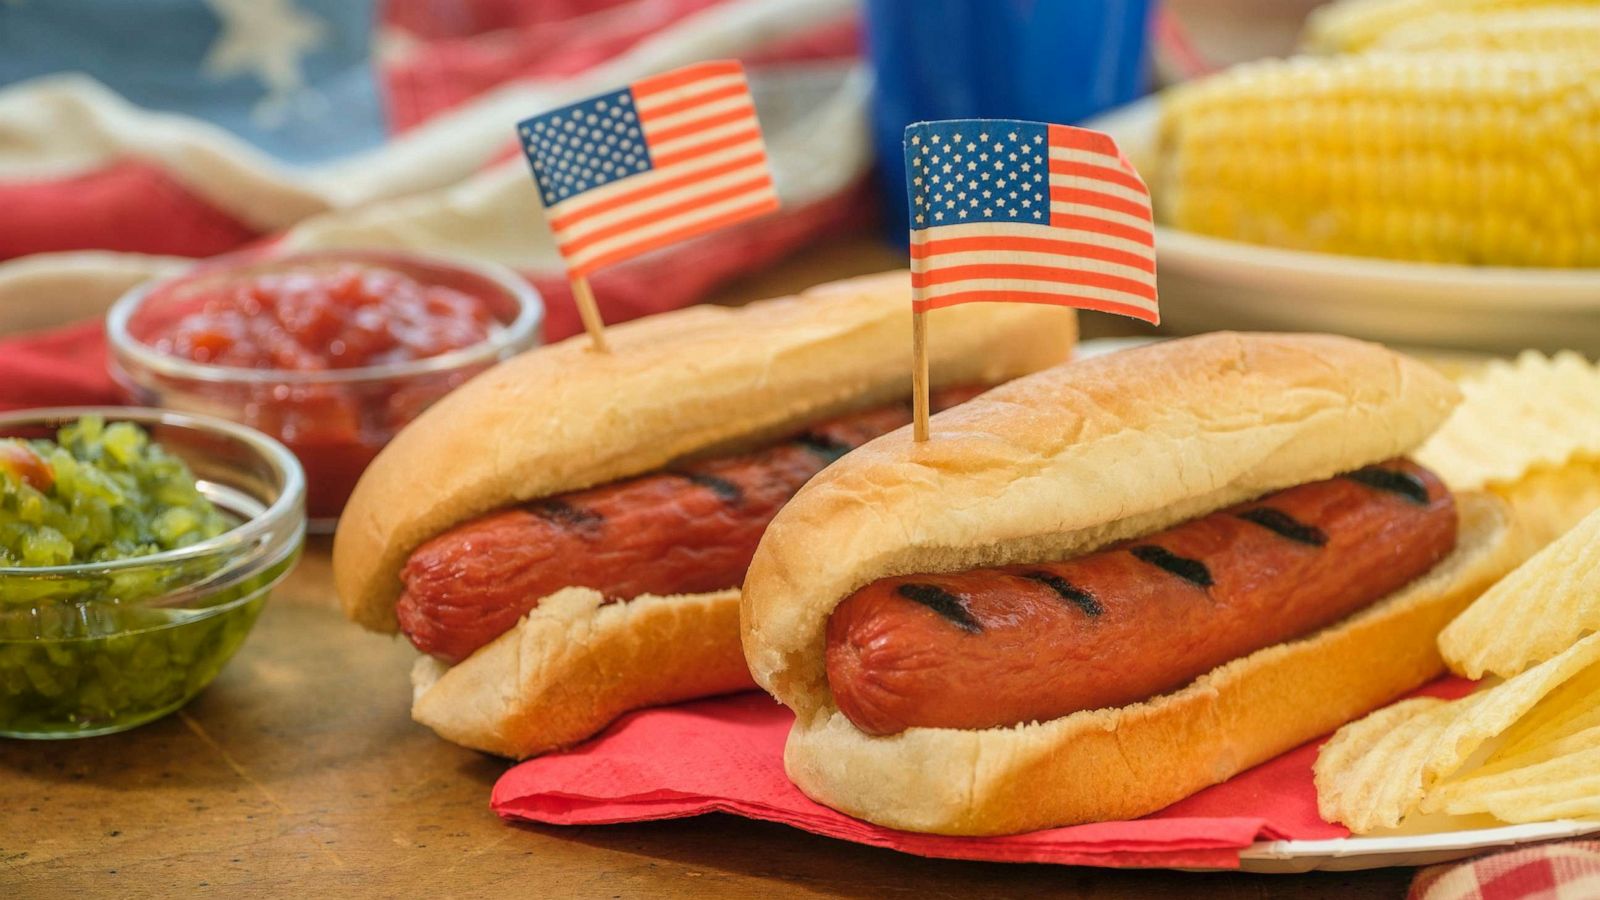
[1,238,1415,897]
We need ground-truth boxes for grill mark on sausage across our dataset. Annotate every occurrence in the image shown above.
[1128,545,1214,588]
[795,432,854,464]
[1343,466,1430,504]
[528,499,604,531]
[1018,570,1103,617]
[896,583,983,633]
[679,472,743,504]
[1235,507,1329,547]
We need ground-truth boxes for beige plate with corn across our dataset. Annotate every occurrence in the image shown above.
[1091,96,1600,356]
[1087,0,1600,355]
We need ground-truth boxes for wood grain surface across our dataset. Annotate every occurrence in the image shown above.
[0,238,1414,898]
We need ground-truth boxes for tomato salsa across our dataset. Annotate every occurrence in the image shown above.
[153,265,495,371]
[119,257,536,525]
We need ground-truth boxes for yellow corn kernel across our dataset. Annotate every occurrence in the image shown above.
[1372,6,1600,54]
[1156,53,1600,266]
[1303,0,1597,54]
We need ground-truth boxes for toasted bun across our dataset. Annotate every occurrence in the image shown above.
[410,587,750,759]
[784,492,1514,834]
[742,332,1463,713]
[335,271,1076,632]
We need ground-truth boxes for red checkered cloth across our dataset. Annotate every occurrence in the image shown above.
[1411,842,1600,900]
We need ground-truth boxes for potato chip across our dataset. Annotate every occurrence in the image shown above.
[1315,632,1600,832]
[1483,728,1600,778]
[1416,351,1600,492]
[1440,506,1600,679]
[1491,660,1600,763]
[1315,697,1465,833]
[1423,746,1600,823]
[1493,459,1600,560]
[1419,656,1600,822]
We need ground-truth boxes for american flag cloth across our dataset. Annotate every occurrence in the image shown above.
[0,1,864,343]
[518,59,779,277]
[904,118,1158,323]
[1410,842,1600,900]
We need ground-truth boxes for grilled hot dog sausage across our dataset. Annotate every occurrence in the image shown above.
[825,459,1457,735]
[397,388,986,663]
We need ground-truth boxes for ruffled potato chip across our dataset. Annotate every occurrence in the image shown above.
[1416,351,1600,492]
[1421,653,1600,822]
[1316,633,1600,833]
[1493,460,1600,560]
[1490,660,1600,764]
[1315,697,1465,833]
[1423,747,1600,823]
[1441,507,1600,679]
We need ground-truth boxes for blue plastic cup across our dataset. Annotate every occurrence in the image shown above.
[865,0,1154,238]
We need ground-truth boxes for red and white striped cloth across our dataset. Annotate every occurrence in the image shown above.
[1412,842,1600,900]
[524,59,778,276]
[0,0,865,342]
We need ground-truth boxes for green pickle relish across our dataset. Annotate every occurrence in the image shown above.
[0,416,229,566]
[0,417,286,737]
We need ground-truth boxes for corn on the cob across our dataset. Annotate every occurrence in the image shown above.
[1372,6,1600,53]
[1156,53,1600,267]
[1303,0,1598,54]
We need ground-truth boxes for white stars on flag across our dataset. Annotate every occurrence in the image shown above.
[906,124,1046,226]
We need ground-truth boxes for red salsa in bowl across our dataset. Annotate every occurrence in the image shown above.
[156,265,498,370]
[108,250,543,529]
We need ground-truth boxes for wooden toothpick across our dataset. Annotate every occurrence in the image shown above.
[911,308,929,442]
[570,274,609,352]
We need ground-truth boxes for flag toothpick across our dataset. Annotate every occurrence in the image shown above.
[903,118,1159,444]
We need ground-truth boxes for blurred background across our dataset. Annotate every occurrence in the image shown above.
[0,0,1595,356]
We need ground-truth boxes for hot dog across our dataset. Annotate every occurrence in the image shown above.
[741,333,1518,835]
[826,459,1456,735]
[333,272,1076,758]
[399,388,985,664]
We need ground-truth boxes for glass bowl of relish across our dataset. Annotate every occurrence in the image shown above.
[0,407,305,739]
[107,249,543,530]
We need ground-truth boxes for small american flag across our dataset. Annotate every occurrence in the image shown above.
[905,119,1158,323]
[518,59,779,277]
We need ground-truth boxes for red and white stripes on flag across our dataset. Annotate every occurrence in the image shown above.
[520,60,780,277]
[905,120,1158,323]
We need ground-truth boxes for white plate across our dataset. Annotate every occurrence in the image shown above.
[1232,820,1600,873]
[1085,98,1600,356]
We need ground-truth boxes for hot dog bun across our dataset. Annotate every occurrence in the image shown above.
[335,270,1077,633]
[741,332,1518,834]
[410,587,747,759]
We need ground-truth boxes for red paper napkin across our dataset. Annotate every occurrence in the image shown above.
[494,677,1479,869]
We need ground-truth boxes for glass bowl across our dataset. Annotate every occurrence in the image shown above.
[0,407,305,739]
[106,249,543,531]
